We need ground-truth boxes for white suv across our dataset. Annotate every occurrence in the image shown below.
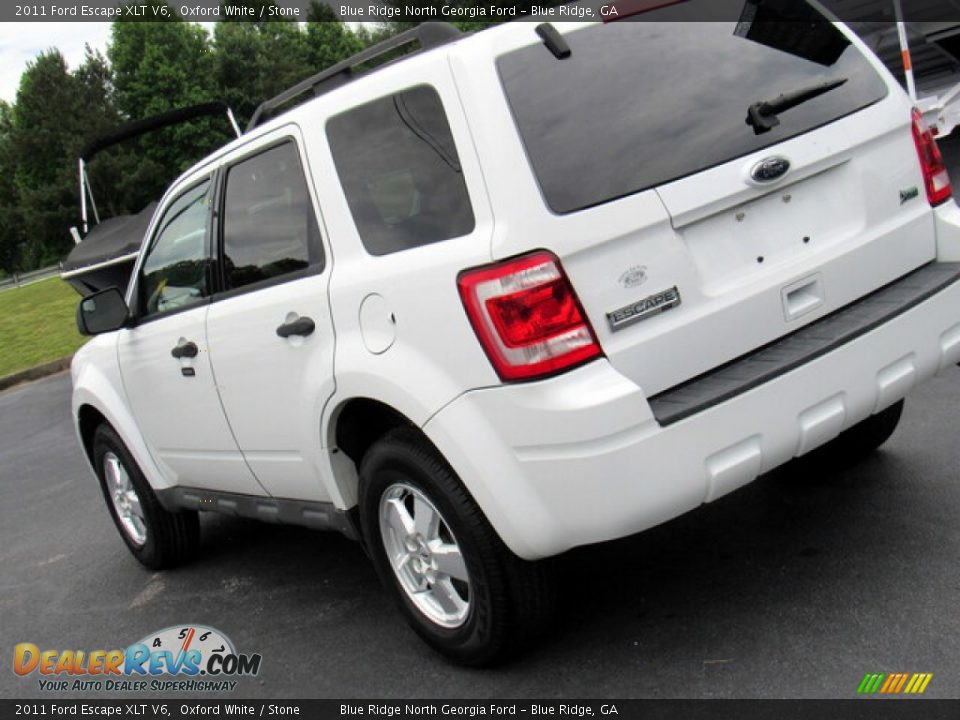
[71,7,960,665]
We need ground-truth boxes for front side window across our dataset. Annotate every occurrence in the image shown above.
[327,85,475,256]
[140,180,211,318]
[221,141,323,292]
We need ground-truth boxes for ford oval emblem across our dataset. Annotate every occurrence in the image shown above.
[751,157,791,183]
[618,265,647,289]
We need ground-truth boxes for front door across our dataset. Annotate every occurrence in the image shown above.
[117,177,265,496]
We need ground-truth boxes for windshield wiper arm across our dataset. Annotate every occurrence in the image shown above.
[746,77,848,134]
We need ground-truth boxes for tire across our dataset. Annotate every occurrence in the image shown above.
[93,423,200,570]
[358,427,555,666]
[812,399,904,465]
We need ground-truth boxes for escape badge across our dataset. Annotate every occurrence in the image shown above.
[607,286,682,331]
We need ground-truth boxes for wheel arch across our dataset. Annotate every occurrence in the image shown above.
[72,375,173,492]
[324,396,418,507]
[77,403,109,467]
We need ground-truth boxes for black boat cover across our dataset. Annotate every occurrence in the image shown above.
[62,202,157,273]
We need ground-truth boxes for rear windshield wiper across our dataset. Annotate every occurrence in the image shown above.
[746,77,848,134]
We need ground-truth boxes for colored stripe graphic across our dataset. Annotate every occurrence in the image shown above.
[857,673,885,694]
[858,672,932,694]
[904,674,920,694]
[906,673,933,694]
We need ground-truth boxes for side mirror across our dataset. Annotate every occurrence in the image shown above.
[77,287,130,336]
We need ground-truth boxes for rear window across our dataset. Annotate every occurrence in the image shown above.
[327,85,475,256]
[497,1,889,214]
[221,141,323,292]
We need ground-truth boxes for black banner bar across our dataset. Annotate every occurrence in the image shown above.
[3,700,960,720]
[5,0,960,23]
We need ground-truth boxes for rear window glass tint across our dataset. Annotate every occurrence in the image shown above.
[326,85,475,256]
[221,141,323,291]
[497,1,889,214]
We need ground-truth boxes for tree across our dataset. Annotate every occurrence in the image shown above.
[8,51,94,269]
[1,46,129,274]
[0,7,433,273]
[110,5,213,115]
[109,7,230,205]
[213,3,314,126]
[305,2,363,71]
[72,46,144,221]
[0,101,22,274]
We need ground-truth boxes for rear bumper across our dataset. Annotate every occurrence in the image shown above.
[424,263,960,560]
[649,262,960,425]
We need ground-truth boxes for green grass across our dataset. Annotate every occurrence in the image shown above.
[0,278,87,378]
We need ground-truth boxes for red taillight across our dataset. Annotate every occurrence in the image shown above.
[911,108,952,206]
[458,251,602,381]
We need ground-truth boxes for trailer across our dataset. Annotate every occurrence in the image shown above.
[836,0,960,135]
[62,102,241,296]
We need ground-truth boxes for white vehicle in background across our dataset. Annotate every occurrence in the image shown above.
[70,2,960,665]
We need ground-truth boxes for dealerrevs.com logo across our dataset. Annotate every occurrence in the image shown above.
[13,625,261,693]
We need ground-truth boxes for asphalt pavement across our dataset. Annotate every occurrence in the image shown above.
[2,365,959,699]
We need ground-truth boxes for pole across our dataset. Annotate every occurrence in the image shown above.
[894,0,917,103]
[226,108,242,139]
[79,158,88,234]
[83,164,101,226]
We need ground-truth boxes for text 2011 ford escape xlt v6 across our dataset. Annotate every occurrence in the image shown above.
[71,5,960,664]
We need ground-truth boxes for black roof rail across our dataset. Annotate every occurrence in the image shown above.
[246,22,463,132]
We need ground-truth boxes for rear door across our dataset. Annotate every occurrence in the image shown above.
[204,130,336,502]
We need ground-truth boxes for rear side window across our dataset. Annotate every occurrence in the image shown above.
[327,85,475,256]
[497,0,889,214]
[221,141,323,292]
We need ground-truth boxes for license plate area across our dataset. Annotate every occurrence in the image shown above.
[677,165,863,296]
